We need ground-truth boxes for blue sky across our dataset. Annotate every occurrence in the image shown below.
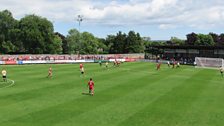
[1,0,224,40]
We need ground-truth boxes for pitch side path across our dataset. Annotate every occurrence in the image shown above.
[0,62,223,126]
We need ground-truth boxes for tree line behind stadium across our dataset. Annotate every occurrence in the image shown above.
[1,10,224,58]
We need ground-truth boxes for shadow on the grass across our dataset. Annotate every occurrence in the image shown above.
[82,92,91,96]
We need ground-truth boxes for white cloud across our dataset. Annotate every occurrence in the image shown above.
[0,0,91,22]
[159,24,176,29]
[150,0,177,13]
[1,0,224,30]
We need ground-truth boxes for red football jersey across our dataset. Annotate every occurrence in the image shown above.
[80,64,83,68]
[88,80,94,89]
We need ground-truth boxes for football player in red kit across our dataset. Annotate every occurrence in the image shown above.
[88,78,94,96]
[156,63,161,70]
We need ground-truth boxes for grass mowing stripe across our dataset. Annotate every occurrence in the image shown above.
[0,65,154,125]
[54,66,198,126]
[178,70,224,126]
[118,69,213,126]
[0,63,153,124]
[0,63,222,126]
[0,65,130,104]
[24,65,191,125]
[6,74,150,125]
[0,63,140,96]
[1,63,186,123]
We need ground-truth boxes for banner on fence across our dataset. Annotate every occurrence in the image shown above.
[0,61,5,64]
[5,61,17,65]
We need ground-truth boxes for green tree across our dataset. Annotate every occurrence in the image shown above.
[115,31,127,53]
[186,32,199,45]
[19,15,54,54]
[169,37,185,45]
[196,34,215,46]
[55,32,68,54]
[106,31,126,54]
[97,38,108,54]
[66,29,81,54]
[0,10,18,53]
[136,33,145,53]
[81,32,99,54]
[2,41,16,53]
[219,33,224,45]
[48,35,63,54]
[66,29,103,54]
[9,28,24,52]
[126,31,144,53]
[209,32,220,45]
[105,35,116,54]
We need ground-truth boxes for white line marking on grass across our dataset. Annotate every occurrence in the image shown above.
[0,79,15,89]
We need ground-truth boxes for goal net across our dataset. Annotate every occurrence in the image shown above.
[195,57,224,69]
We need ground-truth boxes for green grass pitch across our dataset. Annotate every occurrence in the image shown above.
[0,62,224,126]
